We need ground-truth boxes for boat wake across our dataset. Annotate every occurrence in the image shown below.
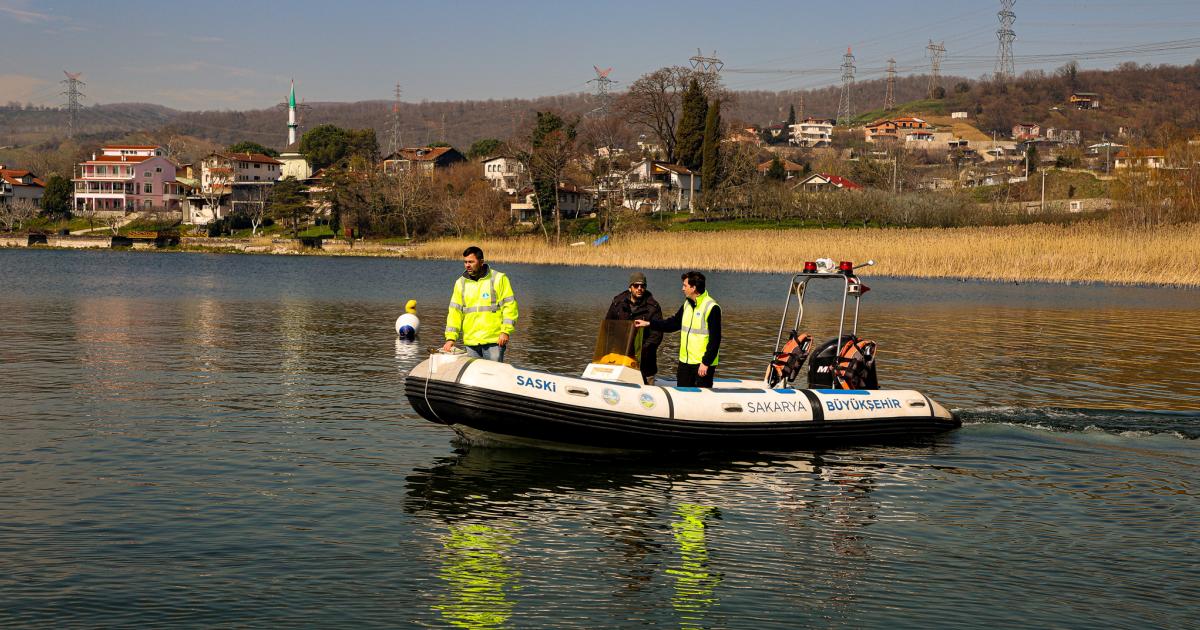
[955,406,1200,440]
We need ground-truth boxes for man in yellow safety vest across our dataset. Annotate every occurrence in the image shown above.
[440,246,519,362]
[634,270,721,387]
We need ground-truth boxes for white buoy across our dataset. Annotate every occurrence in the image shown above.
[396,299,420,340]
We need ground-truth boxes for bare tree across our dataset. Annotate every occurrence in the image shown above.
[0,200,38,231]
[198,160,232,224]
[617,66,724,163]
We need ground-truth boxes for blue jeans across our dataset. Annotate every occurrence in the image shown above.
[465,343,506,362]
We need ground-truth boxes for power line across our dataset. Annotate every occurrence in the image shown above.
[996,0,1017,80]
[926,40,946,98]
[884,58,896,110]
[837,47,855,126]
[61,71,85,138]
[586,66,617,117]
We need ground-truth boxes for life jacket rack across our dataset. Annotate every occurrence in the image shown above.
[763,261,876,389]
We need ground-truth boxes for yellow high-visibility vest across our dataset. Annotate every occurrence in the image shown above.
[679,291,718,366]
[445,269,518,346]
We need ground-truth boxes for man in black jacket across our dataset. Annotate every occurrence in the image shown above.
[605,271,663,384]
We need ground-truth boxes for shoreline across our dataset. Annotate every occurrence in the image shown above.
[5,222,1199,287]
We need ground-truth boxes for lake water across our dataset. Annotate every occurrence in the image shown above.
[1,249,1197,628]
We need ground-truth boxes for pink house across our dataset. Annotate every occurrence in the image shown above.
[74,145,182,214]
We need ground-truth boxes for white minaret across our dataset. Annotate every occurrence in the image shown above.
[287,79,298,147]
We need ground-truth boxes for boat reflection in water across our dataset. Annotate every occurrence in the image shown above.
[403,443,920,626]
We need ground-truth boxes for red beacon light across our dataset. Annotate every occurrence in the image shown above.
[803,261,817,273]
[839,260,854,274]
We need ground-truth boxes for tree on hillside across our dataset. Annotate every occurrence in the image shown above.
[1025,144,1039,174]
[675,78,708,170]
[40,174,73,219]
[516,111,578,242]
[346,128,380,162]
[300,125,349,170]
[299,125,378,170]
[269,176,311,236]
[227,141,279,157]
[468,138,503,159]
[787,104,797,126]
[618,66,721,163]
[765,156,786,181]
[701,99,723,196]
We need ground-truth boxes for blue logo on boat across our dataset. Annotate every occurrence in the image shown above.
[602,388,620,405]
[516,375,556,393]
[639,393,655,409]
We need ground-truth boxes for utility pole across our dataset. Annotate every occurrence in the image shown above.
[995,0,1017,81]
[926,40,946,99]
[587,66,617,117]
[61,71,85,139]
[1040,168,1046,212]
[389,83,403,156]
[884,58,896,110]
[837,47,855,127]
[798,94,804,120]
[440,113,446,144]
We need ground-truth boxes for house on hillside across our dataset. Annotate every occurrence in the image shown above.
[792,173,862,192]
[1069,92,1100,110]
[0,166,45,207]
[789,118,834,147]
[1012,123,1041,140]
[1045,128,1081,145]
[509,182,594,223]
[482,156,525,194]
[757,159,806,180]
[864,120,898,143]
[1114,149,1166,170]
[622,159,701,213]
[73,145,182,216]
[188,151,283,224]
[382,146,466,175]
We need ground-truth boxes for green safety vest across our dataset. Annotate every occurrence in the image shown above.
[679,291,718,366]
[445,269,518,346]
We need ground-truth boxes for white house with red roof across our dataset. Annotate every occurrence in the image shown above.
[73,145,182,215]
[0,165,45,206]
[793,173,862,192]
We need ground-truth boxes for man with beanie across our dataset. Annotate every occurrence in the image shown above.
[441,246,518,362]
[634,271,721,388]
[605,271,663,384]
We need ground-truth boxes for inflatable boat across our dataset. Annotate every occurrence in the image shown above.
[406,261,960,450]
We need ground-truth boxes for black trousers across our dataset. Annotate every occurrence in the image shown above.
[676,362,715,388]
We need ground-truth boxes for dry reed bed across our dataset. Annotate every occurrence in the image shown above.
[409,222,1200,287]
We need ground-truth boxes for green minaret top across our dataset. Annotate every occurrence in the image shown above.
[289,80,296,109]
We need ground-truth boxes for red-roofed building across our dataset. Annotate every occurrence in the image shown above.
[189,152,285,224]
[382,146,467,175]
[0,166,46,207]
[622,159,701,212]
[793,173,862,192]
[74,146,182,215]
[1113,149,1166,170]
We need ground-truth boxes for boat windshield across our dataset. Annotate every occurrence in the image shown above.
[593,320,643,368]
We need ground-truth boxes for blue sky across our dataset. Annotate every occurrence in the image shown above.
[3,0,1199,110]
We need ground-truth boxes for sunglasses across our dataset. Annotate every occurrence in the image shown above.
[631,283,646,288]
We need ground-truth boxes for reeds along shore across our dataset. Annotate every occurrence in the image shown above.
[409,222,1200,287]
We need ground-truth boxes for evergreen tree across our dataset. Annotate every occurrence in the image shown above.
[269,176,311,236]
[701,99,722,195]
[674,78,708,170]
[529,111,577,241]
[40,174,73,219]
[787,104,797,126]
[766,156,787,181]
